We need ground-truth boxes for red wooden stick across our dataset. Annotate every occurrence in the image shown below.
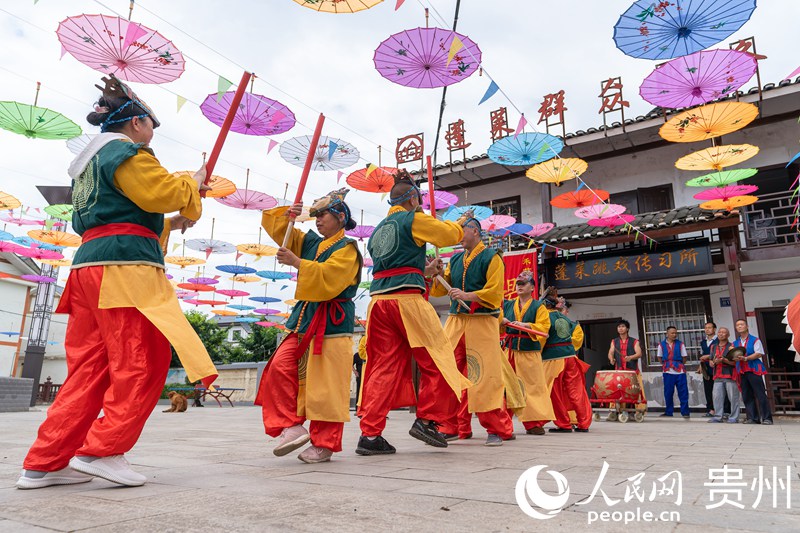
[282,113,325,247]
[506,322,548,338]
[426,155,436,216]
[202,71,252,197]
[532,248,539,299]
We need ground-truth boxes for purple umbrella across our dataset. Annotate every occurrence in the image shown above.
[187,277,219,285]
[639,49,757,109]
[200,92,295,136]
[346,225,375,240]
[21,274,56,284]
[421,190,458,210]
[254,308,281,315]
[374,27,482,89]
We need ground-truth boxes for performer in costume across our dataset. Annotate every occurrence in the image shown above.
[657,326,691,419]
[500,270,552,436]
[357,171,471,455]
[607,319,646,416]
[733,319,772,425]
[708,327,741,423]
[549,299,592,433]
[255,189,362,463]
[430,217,524,446]
[18,75,217,489]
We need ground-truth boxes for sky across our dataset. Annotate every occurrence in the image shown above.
[0,0,798,315]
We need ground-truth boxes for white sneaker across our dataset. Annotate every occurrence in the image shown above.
[15,466,93,490]
[69,455,147,487]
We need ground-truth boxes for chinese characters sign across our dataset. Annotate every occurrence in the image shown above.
[548,246,712,289]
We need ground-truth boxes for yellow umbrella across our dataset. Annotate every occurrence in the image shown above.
[211,309,238,316]
[231,274,261,283]
[40,258,72,267]
[675,144,759,171]
[699,195,759,211]
[169,171,236,199]
[275,312,291,318]
[165,256,206,269]
[292,0,383,13]
[284,299,298,306]
[525,158,588,186]
[659,102,758,143]
[28,230,81,248]
[0,191,21,210]
[237,243,278,259]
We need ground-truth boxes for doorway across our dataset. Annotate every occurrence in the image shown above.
[755,307,794,370]
[579,318,622,393]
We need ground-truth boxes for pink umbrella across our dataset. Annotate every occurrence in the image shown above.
[374,27,482,88]
[20,274,56,284]
[421,190,458,210]
[216,191,278,211]
[0,242,24,253]
[200,92,296,136]
[640,49,757,109]
[182,298,202,306]
[216,289,250,298]
[16,247,64,260]
[0,215,46,226]
[255,321,278,328]
[175,290,199,300]
[527,223,555,238]
[480,214,516,231]
[56,14,185,84]
[346,225,375,240]
[254,308,280,315]
[693,184,758,201]
[187,277,219,285]
[575,204,627,220]
[363,258,374,267]
[588,214,636,228]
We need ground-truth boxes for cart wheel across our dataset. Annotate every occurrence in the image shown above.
[634,411,645,423]
[618,412,629,423]
[606,411,618,422]
[593,412,600,421]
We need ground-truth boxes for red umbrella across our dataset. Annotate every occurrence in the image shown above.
[194,299,228,307]
[177,283,216,292]
[346,166,397,193]
[551,189,609,209]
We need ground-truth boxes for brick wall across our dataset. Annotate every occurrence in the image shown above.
[0,377,34,412]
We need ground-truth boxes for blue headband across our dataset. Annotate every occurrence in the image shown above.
[463,217,482,231]
[100,100,151,132]
[388,183,421,206]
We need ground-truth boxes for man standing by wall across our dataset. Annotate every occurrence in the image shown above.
[657,326,690,419]
[733,319,773,425]
[699,322,718,418]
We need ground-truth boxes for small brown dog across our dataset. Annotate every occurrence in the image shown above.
[163,391,188,413]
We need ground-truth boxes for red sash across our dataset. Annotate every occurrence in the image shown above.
[82,223,159,243]
[372,266,424,279]
[294,298,348,357]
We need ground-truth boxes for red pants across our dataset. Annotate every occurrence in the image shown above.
[551,357,592,430]
[439,335,513,439]
[259,334,343,452]
[24,266,171,471]
[359,299,459,437]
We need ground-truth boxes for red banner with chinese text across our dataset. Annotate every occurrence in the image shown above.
[503,251,538,300]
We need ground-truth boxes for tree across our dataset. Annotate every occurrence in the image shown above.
[170,310,229,367]
[238,325,279,362]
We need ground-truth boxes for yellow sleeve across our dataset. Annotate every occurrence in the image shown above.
[159,218,171,254]
[429,260,452,297]
[530,304,551,341]
[358,335,367,361]
[261,206,305,256]
[294,242,360,302]
[114,149,201,220]
[473,254,504,309]
[411,211,464,248]
[572,324,585,351]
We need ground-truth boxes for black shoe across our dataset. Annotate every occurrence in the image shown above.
[356,435,396,455]
[742,419,761,424]
[574,428,589,433]
[682,415,690,420]
[548,427,573,433]
[526,427,545,436]
[439,432,459,442]
[409,419,448,448]
[659,414,673,417]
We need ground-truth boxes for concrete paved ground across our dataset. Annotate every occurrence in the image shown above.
[0,407,798,532]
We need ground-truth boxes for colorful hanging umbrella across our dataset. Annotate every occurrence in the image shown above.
[527,223,555,238]
[20,274,57,284]
[177,283,216,292]
[200,91,295,136]
[40,258,72,267]
[12,236,63,251]
[56,14,185,83]
[0,242,24,254]
[685,168,757,187]
[66,134,97,155]
[175,290,198,300]
[215,189,278,210]
[490,223,533,237]
[216,289,250,298]
[0,101,81,140]
[16,247,64,260]
[659,102,758,143]
[256,270,294,281]
[640,49,757,109]
[363,257,374,267]
[194,299,228,307]
[487,133,563,166]
[284,299,298,306]
[480,215,516,231]
[280,135,359,171]
[43,204,73,221]
[346,225,375,240]
[0,230,13,240]
[237,316,261,323]
[187,277,219,285]
[0,192,22,210]
[675,144,759,171]
[525,158,588,187]
[170,171,237,199]
[551,189,610,209]
[358,281,372,289]
[164,256,206,269]
[426,246,454,257]
[249,296,282,304]
[185,238,236,257]
[575,204,627,220]
[231,274,261,283]
[374,27,481,89]
[613,0,757,60]
[216,265,257,275]
[255,321,279,328]
[346,166,396,193]
[236,243,278,259]
[292,0,383,13]
[27,230,81,248]
[228,304,256,311]
[254,308,281,316]
[588,214,636,228]
[693,184,758,201]
[0,215,45,226]
[212,309,238,316]
[442,205,493,222]
[421,190,459,210]
[699,195,758,211]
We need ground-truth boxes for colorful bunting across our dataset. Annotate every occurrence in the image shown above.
[478,80,499,105]
[366,163,378,177]
[514,114,527,138]
[446,36,464,66]
[176,95,187,112]
[267,139,279,154]
[395,0,406,10]
[337,171,344,184]
[217,76,233,103]
[122,22,148,49]
[328,141,339,161]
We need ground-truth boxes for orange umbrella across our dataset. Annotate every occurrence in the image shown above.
[292,0,382,13]
[165,256,206,269]
[170,171,236,199]
[231,274,261,283]
[0,191,21,210]
[550,189,610,209]
[526,158,588,186]
[346,166,397,193]
[195,299,228,306]
[659,102,758,143]
[236,243,278,259]
[211,309,238,316]
[675,144,759,171]
[275,312,291,318]
[28,230,82,247]
[40,258,72,267]
[699,195,758,211]
[284,299,298,306]
[177,282,216,292]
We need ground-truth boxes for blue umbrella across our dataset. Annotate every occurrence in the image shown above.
[228,304,256,311]
[216,264,257,275]
[0,230,14,241]
[490,223,533,237]
[0,331,19,336]
[442,205,493,222]
[256,270,294,281]
[249,296,281,304]
[12,236,64,251]
[237,317,261,323]
[613,0,757,60]
[487,133,562,166]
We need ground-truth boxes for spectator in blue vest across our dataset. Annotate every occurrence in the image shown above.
[656,326,690,419]
[698,322,718,417]
[733,319,772,425]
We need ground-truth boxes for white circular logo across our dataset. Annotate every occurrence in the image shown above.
[515,465,570,520]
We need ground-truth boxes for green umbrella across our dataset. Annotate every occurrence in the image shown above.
[685,169,757,188]
[358,281,372,289]
[426,246,455,257]
[44,204,73,221]
[0,82,81,140]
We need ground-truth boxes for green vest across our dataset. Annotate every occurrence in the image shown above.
[541,310,577,360]
[448,247,500,316]
[368,210,426,295]
[71,140,165,268]
[502,298,543,351]
[286,232,361,336]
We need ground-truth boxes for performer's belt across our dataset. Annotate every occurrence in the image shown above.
[372,267,424,279]
[82,223,159,243]
[294,298,348,358]
[547,341,573,347]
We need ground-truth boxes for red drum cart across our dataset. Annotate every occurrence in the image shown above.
[590,370,647,423]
